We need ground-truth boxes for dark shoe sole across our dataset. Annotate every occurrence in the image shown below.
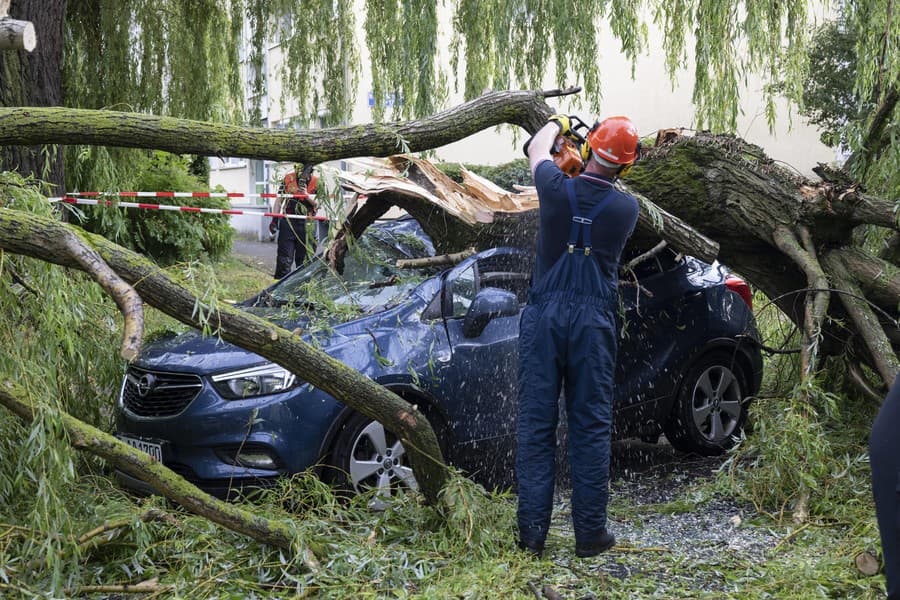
[517,540,544,558]
[575,533,615,557]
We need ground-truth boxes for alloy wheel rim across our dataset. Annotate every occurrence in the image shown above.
[348,420,418,504]
[690,365,742,443]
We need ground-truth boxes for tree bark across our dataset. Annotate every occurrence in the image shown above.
[0,208,450,505]
[0,89,559,168]
[0,0,64,190]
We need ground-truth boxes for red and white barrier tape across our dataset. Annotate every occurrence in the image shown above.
[63,191,317,200]
[49,196,328,221]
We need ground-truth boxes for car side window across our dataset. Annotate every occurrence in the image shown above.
[451,264,478,318]
[476,253,532,305]
[621,243,683,280]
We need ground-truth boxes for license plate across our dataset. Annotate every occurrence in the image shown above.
[118,435,163,462]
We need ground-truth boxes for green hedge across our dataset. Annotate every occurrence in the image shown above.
[435,158,532,191]
[73,151,233,265]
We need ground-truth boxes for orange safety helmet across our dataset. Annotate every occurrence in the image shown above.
[283,171,300,194]
[584,116,640,166]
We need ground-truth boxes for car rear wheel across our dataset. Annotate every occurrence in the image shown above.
[327,412,418,506]
[664,351,749,456]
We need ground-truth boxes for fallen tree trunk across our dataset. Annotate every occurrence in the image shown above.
[1,89,896,398]
[0,208,449,506]
[626,133,899,388]
[327,134,898,391]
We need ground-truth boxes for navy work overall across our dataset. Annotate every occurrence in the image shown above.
[274,199,311,279]
[517,177,619,549]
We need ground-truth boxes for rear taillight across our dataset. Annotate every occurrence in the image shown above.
[725,276,752,309]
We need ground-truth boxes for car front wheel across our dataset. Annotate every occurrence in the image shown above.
[327,412,418,506]
[664,351,749,456]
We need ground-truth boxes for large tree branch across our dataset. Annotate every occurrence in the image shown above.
[0,208,450,505]
[0,89,559,164]
[823,252,900,387]
[830,246,900,312]
[626,132,898,362]
[57,229,143,361]
[773,225,830,378]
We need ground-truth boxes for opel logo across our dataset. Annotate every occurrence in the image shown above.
[136,373,157,398]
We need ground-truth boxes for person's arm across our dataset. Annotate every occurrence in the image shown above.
[527,122,560,178]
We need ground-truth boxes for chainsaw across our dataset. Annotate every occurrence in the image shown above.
[523,115,592,177]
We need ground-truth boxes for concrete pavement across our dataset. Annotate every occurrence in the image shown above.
[232,237,277,275]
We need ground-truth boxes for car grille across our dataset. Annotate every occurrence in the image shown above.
[121,367,203,417]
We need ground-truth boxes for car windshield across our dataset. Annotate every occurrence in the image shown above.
[261,226,438,313]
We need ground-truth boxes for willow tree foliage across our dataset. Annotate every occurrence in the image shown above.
[0,0,892,192]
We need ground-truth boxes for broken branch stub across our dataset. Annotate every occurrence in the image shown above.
[0,17,36,52]
[396,247,476,269]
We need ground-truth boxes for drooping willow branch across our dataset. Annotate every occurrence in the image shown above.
[0,378,312,560]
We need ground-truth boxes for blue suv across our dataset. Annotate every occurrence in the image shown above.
[115,219,762,499]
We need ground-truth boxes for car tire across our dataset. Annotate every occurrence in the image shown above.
[664,351,749,456]
[326,412,418,505]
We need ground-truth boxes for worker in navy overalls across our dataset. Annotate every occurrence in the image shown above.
[518,115,640,557]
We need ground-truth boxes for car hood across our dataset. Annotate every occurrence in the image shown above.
[133,301,419,375]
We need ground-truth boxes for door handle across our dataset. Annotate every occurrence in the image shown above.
[433,349,451,363]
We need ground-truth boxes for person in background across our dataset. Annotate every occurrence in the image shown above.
[871,373,900,598]
[270,169,317,279]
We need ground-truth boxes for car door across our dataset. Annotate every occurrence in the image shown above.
[615,247,705,434]
[432,248,530,481]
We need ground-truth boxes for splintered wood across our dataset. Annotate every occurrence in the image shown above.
[338,155,537,226]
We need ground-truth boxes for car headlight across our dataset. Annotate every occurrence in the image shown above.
[210,364,298,399]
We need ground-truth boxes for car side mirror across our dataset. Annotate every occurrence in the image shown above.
[462,288,520,338]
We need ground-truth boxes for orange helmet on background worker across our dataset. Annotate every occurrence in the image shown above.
[584,116,640,173]
[283,170,317,200]
[283,171,300,194]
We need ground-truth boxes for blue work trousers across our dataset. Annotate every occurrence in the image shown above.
[516,291,617,549]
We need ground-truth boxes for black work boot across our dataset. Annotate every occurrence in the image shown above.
[516,539,544,558]
[575,529,615,558]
